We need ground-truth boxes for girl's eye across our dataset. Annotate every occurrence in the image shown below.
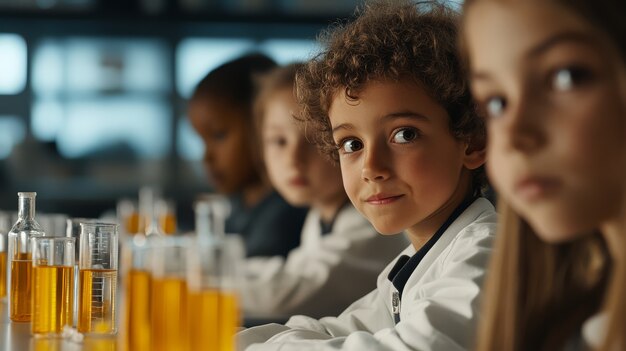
[484,97,506,118]
[552,66,593,91]
[392,128,418,144]
[339,139,363,154]
[269,137,287,147]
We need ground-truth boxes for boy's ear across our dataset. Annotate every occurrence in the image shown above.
[463,142,486,170]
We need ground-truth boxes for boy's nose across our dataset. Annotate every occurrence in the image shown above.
[361,144,391,182]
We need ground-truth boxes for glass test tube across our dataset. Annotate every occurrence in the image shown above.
[66,218,96,326]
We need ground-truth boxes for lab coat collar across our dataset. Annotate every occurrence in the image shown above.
[387,196,477,297]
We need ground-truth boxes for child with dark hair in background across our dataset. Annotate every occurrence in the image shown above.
[189,53,307,258]
[237,2,497,350]
[240,63,407,319]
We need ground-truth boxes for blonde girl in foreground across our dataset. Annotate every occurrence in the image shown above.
[463,0,626,350]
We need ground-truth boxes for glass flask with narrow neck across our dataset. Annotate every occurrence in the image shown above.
[8,192,45,321]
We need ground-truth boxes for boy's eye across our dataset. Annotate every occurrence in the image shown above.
[551,66,593,91]
[392,128,418,144]
[484,97,506,118]
[339,139,363,154]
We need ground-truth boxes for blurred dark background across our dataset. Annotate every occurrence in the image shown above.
[0,0,361,230]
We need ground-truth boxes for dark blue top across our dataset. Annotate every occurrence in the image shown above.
[226,191,308,258]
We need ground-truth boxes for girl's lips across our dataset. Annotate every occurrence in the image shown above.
[515,176,561,201]
[289,177,309,186]
[365,194,404,205]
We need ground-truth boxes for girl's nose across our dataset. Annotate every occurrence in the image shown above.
[505,96,548,153]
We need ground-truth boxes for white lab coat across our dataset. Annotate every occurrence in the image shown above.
[563,313,607,350]
[242,204,409,319]
[238,198,497,351]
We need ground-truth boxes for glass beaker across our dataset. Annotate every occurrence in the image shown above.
[31,237,75,337]
[187,235,244,351]
[120,236,153,351]
[9,192,45,322]
[151,237,190,351]
[78,222,118,335]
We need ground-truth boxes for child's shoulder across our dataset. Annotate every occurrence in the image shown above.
[460,197,497,230]
[439,197,497,264]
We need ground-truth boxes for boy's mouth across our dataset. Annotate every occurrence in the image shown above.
[365,194,404,205]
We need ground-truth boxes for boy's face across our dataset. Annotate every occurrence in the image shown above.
[263,89,344,207]
[465,0,626,242]
[189,97,260,194]
[329,80,482,240]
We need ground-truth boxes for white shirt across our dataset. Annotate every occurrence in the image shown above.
[242,204,409,319]
[238,198,497,351]
[582,313,607,349]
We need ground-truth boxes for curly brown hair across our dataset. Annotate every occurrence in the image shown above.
[296,0,487,196]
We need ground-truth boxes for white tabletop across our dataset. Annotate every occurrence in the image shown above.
[0,301,118,351]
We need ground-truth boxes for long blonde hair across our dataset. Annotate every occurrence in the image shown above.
[475,200,617,350]
[463,1,626,350]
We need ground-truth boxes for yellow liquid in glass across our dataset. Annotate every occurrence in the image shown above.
[158,214,177,235]
[125,213,140,235]
[10,253,33,322]
[219,291,239,351]
[32,265,74,335]
[0,251,6,299]
[188,289,239,351]
[152,277,188,351]
[31,338,62,351]
[83,337,117,351]
[78,269,117,334]
[123,269,151,351]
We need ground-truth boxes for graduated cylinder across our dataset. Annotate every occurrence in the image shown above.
[78,222,118,335]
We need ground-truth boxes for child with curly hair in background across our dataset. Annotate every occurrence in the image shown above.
[237,1,497,350]
[240,63,407,320]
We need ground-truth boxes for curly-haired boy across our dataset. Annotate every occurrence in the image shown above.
[238,1,496,350]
